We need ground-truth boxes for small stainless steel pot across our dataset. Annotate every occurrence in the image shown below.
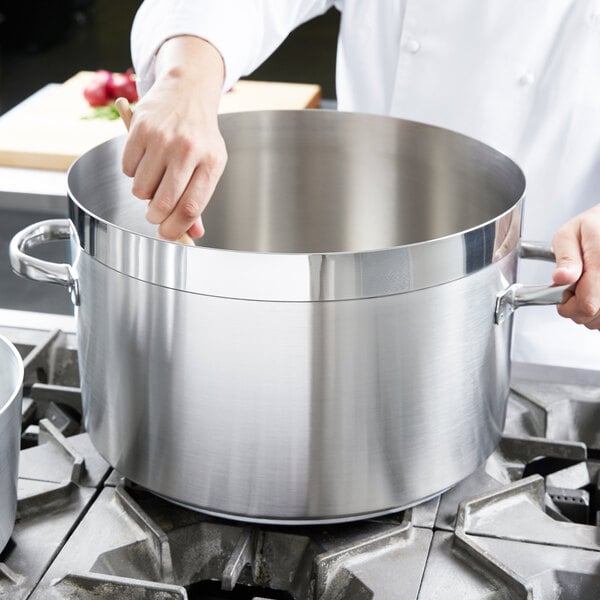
[9,111,566,524]
[0,335,23,550]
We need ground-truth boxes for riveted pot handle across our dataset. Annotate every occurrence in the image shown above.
[9,219,80,306]
[494,241,570,325]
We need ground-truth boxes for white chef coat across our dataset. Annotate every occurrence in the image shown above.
[131,0,600,371]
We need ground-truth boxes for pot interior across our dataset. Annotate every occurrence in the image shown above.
[68,110,525,254]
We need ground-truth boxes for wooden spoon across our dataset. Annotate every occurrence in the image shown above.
[114,97,195,246]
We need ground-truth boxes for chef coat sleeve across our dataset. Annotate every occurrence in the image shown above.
[131,0,336,96]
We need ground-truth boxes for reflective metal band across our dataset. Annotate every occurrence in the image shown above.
[0,335,24,416]
[68,200,522,302]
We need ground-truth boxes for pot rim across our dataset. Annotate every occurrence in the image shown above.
[67,111,526,301]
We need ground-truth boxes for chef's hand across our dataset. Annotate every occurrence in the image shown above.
[552,203,600,329]
[121,36,227,240]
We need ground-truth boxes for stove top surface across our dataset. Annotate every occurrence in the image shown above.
[1,312,599,599]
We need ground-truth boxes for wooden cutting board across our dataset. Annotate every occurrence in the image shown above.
[0,71,321,171]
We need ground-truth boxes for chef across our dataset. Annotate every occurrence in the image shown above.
[124,0,600,370]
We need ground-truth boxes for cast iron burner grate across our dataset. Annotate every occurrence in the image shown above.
[1,321,600,598]
[11,327,83,449]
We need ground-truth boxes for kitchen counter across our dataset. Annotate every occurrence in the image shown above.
[0,73,321,314]
[0,73,321,209]
[0,72,321,173]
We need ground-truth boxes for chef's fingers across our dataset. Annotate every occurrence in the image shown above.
[121,132,146,178]
[145,159,197,225]
[121,114,170,202]
[556,275,600,326]
[554,204,600,329]
[552,224,583,286]
[158,157,225,241]
[583,311,600,330]
[121,135,203,238]
[130,147,168,202]
[556,253,600,328]
[187,220,205,238]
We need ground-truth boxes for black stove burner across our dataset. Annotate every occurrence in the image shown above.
[187,580,293,600]
[523,454,600,525]
[522,456,580,478]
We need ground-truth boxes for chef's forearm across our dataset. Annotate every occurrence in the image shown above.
[131,0,333,95]
[155,36,225,113]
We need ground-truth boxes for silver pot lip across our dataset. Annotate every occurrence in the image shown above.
[0,334,24,416]
[67,111,526,301]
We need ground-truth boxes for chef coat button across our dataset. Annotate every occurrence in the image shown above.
[518,71,535,86]
[405,39,421,54]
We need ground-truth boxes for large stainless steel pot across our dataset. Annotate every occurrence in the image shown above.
[9,111,566,524]
[0,335,23,550]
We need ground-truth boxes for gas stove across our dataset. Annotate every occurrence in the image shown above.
[1,309,599,599]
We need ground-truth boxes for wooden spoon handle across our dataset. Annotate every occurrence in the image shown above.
[115,96,133,129]
[115,97,195,247]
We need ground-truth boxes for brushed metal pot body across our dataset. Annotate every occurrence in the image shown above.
[9,111,564,524]
[0,336,23,550]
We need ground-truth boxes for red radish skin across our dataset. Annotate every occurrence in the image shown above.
[83,79,111,107]
[107,72,138,103]
[83,69,138,107]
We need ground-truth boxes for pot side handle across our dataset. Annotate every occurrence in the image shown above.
[494,241,570,325]
[9,219,80,306]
